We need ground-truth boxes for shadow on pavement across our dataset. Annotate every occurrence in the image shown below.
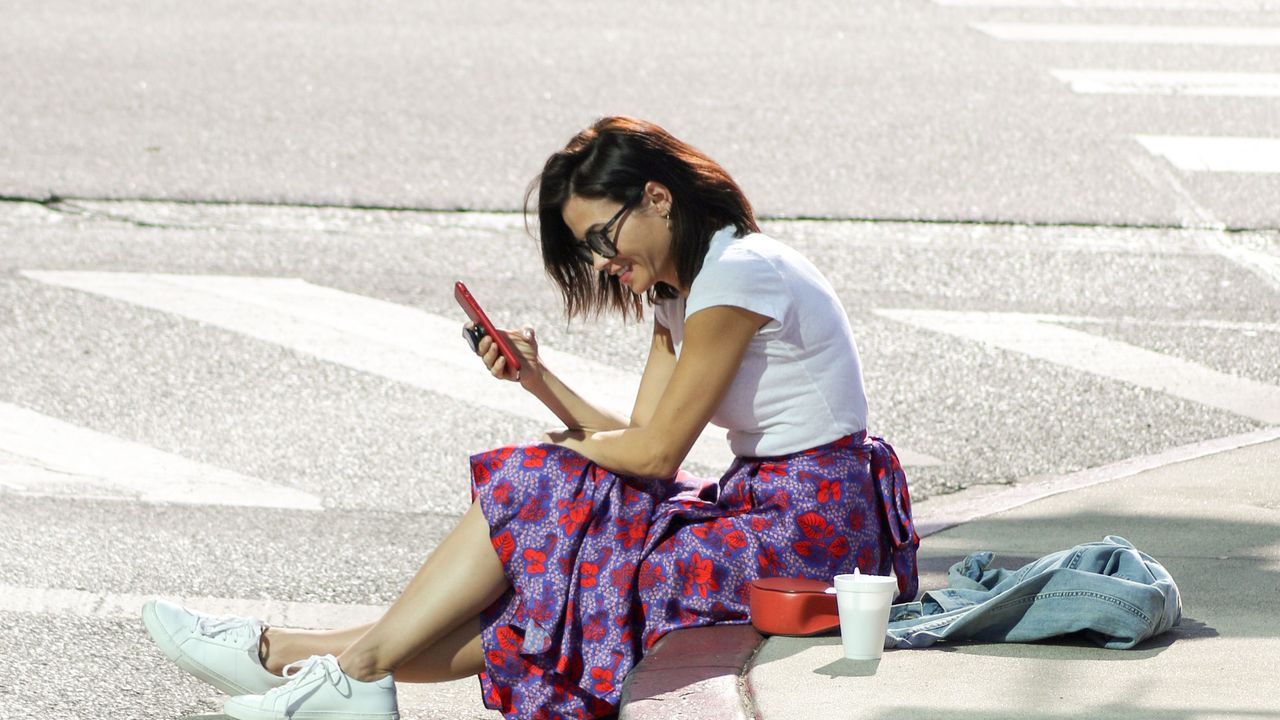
[859,707,1280,720]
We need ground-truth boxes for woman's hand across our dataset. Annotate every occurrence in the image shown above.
[469,323,544,388]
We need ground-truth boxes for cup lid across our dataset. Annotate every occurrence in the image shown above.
[833,572,897,592]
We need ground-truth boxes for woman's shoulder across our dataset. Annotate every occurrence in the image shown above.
[702,229,821,288]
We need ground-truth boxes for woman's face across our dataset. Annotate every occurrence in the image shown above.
[561,188,678,295]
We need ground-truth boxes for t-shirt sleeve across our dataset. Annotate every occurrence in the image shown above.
[685,246,790,328]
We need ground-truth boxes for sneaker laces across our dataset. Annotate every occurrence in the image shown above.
[263,654,344,699]
[194,614,266,651]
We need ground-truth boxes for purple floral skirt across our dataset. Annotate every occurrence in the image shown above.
[469,431,919,719]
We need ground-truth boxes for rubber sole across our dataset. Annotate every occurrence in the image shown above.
[223,696,400,720]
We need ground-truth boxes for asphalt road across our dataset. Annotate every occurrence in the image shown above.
[1,199,1277,718]
[2,0,1279,226]
[2,1,1279,718]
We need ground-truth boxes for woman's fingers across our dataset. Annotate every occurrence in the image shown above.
[465,322,533,383]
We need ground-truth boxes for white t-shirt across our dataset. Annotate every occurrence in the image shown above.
[653,226,869,458]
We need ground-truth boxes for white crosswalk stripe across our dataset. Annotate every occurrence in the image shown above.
[939,0,1280,7]
[874,310,1280,424]
[1135,136,1280,173]
[971,22,1280,46]
[0,583,380,627]
[972,12,1280,177]
[1050,70,1280,97]
[0,402,323,510]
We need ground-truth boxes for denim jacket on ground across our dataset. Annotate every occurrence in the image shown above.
[886,535,1181,650]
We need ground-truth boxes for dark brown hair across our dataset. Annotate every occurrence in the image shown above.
[525,116,759,321]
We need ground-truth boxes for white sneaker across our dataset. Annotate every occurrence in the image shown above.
[141,599,286,696]
[223,654,399,720]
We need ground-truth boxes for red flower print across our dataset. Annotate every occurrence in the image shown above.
[495,625,520,651]
[643,629,660,650]
[615,515,647,549]
[757,462,787,482]
[792,512,849,563]
[756,543,782,575]
[558,452,589,474]
[638,560,666,590]
[690,518,748,557]
[590,652,624,694]
[848,507,865,532]
[523,547,546,574]
[491,531,515,564]
[582,611,607,641]
[817,479,841,503]
[557,497,593,536]
[859,545,875,569]
[522,446,548,468]
[580,562,599,589]
[797,512,831,539]
[591,666,615,694]
[479,446,514,471]
[517,493,549,523]
[472,463,491,487]
[750,515,773,533]
[611,562,636,597]
[764,487,791,512]
[622,486,647,506]
[829,535,850,558]
[676,551,720,599]
[492,481,512,505]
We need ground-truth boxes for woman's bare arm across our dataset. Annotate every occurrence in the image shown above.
[547,305,767,478]
[628,320,678,429]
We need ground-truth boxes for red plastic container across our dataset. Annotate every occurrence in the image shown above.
[749,577,840,636]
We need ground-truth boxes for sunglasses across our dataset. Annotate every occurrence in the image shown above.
[573,201,633,263]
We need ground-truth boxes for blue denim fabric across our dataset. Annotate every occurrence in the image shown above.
[886,536,1181,650]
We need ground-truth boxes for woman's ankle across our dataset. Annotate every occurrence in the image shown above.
[259,627,291,675]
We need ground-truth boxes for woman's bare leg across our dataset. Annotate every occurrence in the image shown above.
[263,619,485,683]
[276,498,506,681]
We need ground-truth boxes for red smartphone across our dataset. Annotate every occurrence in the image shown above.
[454,281,522,375]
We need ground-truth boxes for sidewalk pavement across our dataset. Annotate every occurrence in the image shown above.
[619,432,1280,720]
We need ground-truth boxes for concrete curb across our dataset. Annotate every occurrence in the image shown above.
[618,624,763,720]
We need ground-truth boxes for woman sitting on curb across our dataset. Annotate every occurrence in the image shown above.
[142,116,920,720]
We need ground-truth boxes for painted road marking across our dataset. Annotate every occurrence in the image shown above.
[873,310,1280,424]
[1136,136,1280,174]
[971,23,1280,46]
[1051,70,1280,97]
[20,272,945,470]
[941,0,1279,8]
[0,402,323,510]
[0,583,380,628]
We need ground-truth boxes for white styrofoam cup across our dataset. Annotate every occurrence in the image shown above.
[833,571,897,660]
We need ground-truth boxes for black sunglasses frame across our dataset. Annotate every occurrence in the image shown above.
[575,201,633,263]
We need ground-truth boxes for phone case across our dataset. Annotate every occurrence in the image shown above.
[454,281,522,373]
